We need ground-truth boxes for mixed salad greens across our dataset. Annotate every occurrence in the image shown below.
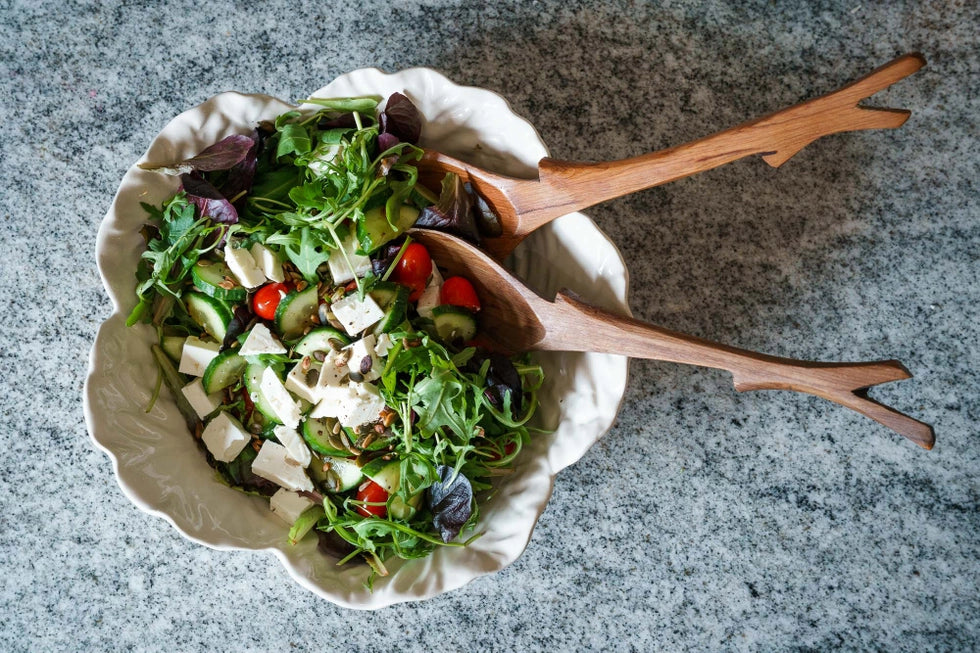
[128,93,544,584]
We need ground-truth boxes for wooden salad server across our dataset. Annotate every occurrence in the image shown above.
[415,53,925,260]
[411,228,935,450]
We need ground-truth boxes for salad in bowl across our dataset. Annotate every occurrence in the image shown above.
[86,68,630,608]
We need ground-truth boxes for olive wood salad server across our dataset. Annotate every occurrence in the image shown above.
[411,229,935,450]
[415,53,925,260]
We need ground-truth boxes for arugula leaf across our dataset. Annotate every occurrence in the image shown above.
[276,123,312,159]
[280,226,332,282]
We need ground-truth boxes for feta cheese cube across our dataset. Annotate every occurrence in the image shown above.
[284,361,321,403]
[259,367,301,428]
[315,351,349,392]
[374,333,394,358]
[327,232,372,284]
[273,425,312,468]
[224,243,266,288]
[337,382,387,427]
[239,323,287,356]
[330,292,384,336]
[269,488,315,525]
[201,412,250,462]
[345,334,381,382]
[251,440,313,492]
[250,243,285,283]
[309,383,351,419]
[178,337,221,377]
[415,283,442,320]
[180,378,222,419]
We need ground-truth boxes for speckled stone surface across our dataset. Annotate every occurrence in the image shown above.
[2,1,978,650]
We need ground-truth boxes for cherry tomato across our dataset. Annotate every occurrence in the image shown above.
[392,243,432,302]
[355,479,389,518]
[441,276,481,312]
[251,282,290,320]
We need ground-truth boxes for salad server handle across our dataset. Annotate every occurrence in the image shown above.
[536,290,934,449]
[512,53,925,234]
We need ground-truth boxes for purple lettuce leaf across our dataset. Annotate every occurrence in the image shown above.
[427,465,473,543]
[217,129,261,208]
[414,172,480,243]
[379,92,422,144]
[141,134,255,175]
[377,131,400,153]
[180,174,238,224]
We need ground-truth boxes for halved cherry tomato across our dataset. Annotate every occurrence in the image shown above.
[251,282,290,320]
[391,242,432,302]
[441,276,481,312]
[355,479,388,518]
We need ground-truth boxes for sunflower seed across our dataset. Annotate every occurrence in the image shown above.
[359,356,372,375]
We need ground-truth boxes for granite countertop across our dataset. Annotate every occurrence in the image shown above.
[3,1,978,650]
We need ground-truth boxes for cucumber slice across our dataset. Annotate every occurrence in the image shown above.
[361,459,400,494]
[369,281,402,309]
[324,456,364,492]
[294,327,350,356]
[243,363,281,424]
[185,292,232,341]
[309,452,364,493]
[202,349,247,394]
[371,283,409,333]
[161,335,186,362]
[431,305,477,343]
[301,417,349,456]
[274,285,319,341]
[389,493,422,520]
[190,260,247,302]
[356,204,420,254]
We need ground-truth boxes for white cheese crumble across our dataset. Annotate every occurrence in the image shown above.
[224,243,266,288]
[239,323,287,356]
[330,292,385,336]
[345,334,382,382]
[178,337,221,377]
[326,232,372,284]
[259,367,301,428]
[273,425,312,468]
[269,488,314,525]
[249,243,285,283]
[252,440,313,492]
[180,378,221,420]
[200,412,250,463]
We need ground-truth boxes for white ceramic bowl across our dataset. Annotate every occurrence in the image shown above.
[85,68,630,609]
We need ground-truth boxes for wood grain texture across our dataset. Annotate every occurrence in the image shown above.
[411,229,935,450]
[414,53,925,260]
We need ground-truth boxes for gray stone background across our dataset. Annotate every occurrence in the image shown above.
[2,1,977,651]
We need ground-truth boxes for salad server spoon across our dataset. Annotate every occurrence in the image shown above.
[415,53,925,260]
[410,228,935,450]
